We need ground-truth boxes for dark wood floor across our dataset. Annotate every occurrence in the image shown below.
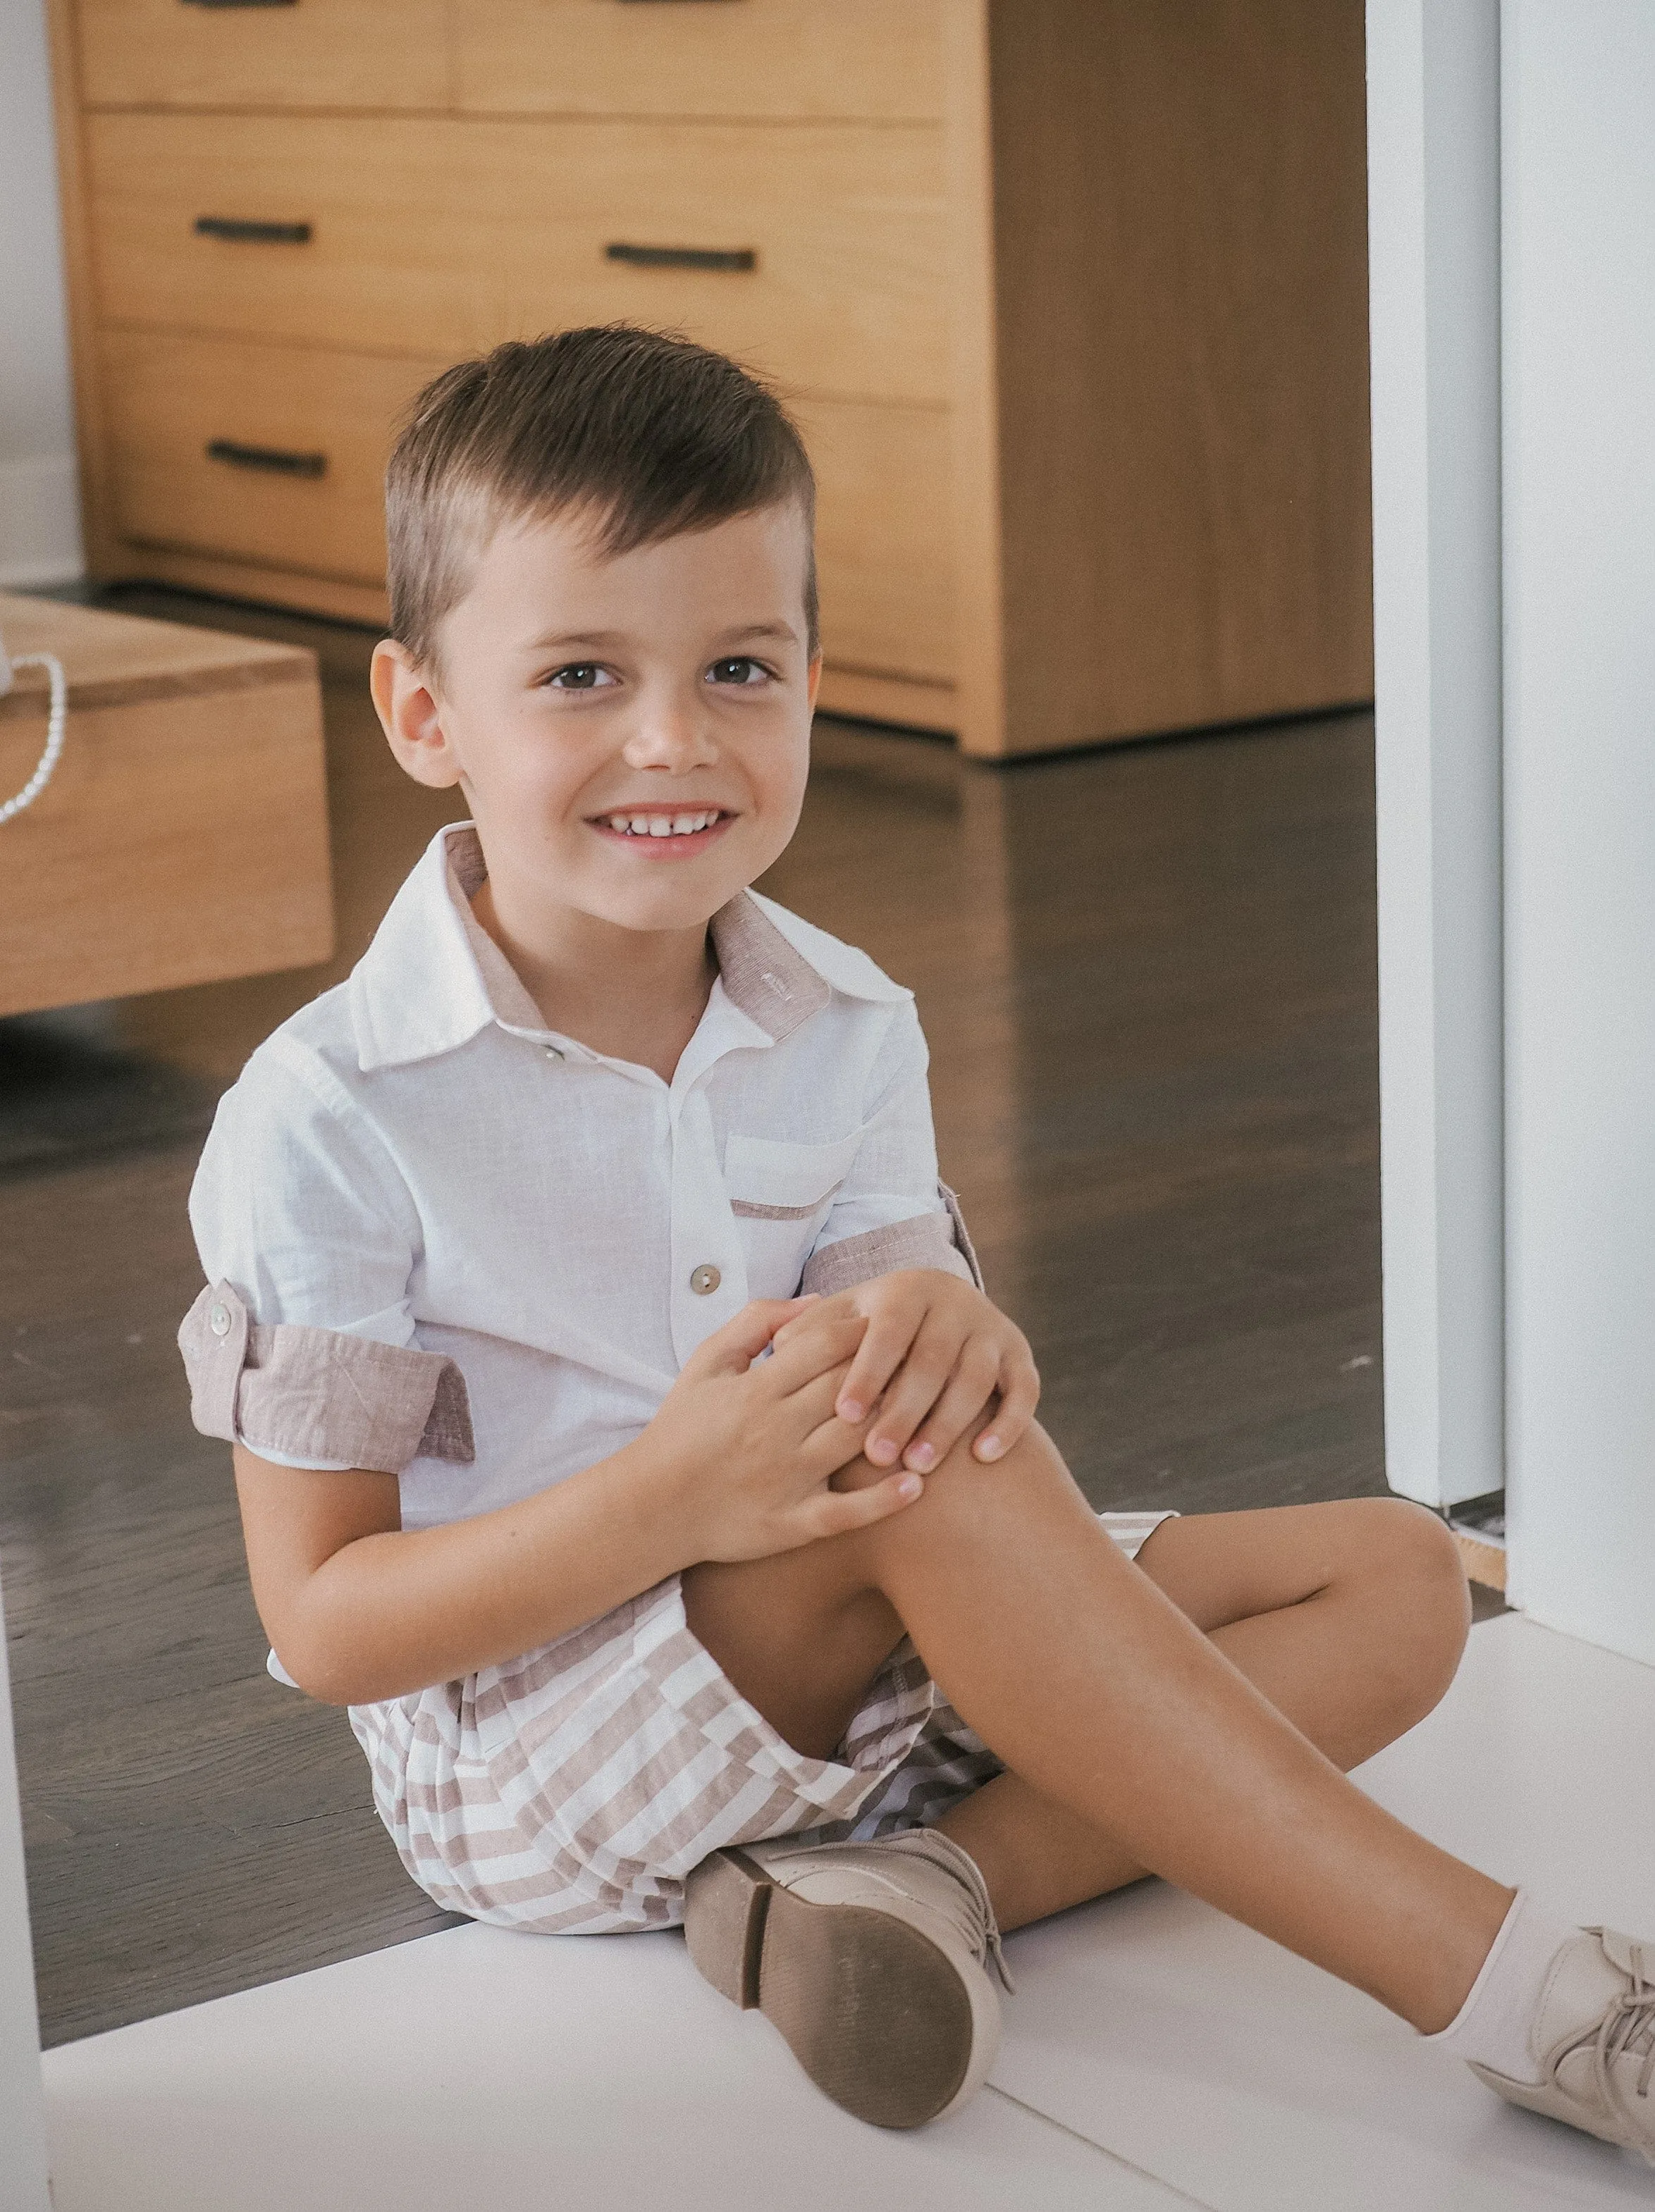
[3,586,1404,2047]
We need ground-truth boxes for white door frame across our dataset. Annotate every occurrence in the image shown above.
[1367,0,1506,1514]
[0,1562,51,2211]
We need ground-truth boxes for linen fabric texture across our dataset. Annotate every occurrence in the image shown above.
[352,1516,1174,1934]
[183,822,976,1518]
[180,822,1162,1929]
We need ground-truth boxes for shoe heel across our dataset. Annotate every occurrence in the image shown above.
[684,1848,772,2010]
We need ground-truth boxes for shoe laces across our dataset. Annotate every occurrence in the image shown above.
[1585,1938,1655,2141]
[880,1828,1016,1994]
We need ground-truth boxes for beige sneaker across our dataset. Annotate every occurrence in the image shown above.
[684,1828,1011,2130]
[1471,1927,1655,2163]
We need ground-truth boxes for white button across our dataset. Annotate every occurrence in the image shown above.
[543,1045,564,1061]
[689,1264,722,1297]
[209,1302,232,1337]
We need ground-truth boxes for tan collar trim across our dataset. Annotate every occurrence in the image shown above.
[710,891,832,1042]
[441,827,553,1034]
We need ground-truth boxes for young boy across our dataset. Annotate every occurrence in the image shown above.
[183,327,1654,2149]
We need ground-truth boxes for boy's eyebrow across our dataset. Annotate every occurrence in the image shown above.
[523,619,801,653]
[715,621,799,646]
[524,629,632,653]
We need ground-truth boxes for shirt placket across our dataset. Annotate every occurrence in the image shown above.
[667,1079,748,1365]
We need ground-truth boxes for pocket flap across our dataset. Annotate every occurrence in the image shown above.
[725,1130,863,1213]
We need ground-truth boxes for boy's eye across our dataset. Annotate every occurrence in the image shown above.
[708,657,767,686]
[547,663,615,691]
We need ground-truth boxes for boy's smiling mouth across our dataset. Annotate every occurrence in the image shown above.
[588,808,736,857]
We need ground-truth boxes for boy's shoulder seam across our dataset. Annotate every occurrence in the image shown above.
[744,892,913,1008]
[237,991,374,1127]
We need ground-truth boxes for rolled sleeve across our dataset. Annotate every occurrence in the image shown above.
[182,1043,473,1471]
[800,1005,985,1295]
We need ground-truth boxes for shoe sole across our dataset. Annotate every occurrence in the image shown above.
[684,1846,987,2130]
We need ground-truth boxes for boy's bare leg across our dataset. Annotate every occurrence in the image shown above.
[940,1498,1472,1932]
[682,1430,1510,2034]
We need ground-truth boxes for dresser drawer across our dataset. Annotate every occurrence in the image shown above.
[86,113,948,407]
[100,330,439,585]
[455,0,944,122]
[801,400,954,686]
[74,0,448,111]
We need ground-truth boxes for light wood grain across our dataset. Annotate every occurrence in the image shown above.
[796,398,954,688]
[985,0,1374,755]
[942,1,1007,758]
[814,667,954,736]
[0,591,310,715]
[50,0,1376,750]
[0,628,331,1018]
[74,0,450,112]
[99,329,441,587]
[106,550,392,632]
[86,111,948,408]
[454,0,944,122]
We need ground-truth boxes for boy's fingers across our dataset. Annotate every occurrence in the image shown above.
[899,1338,1004,1471]
[796,1468,923,1543]
[973,1354,1042,1462]
[860,1312,964,1465]
[760,1314,867,1395]
[691,1297,820,1377]
[832,1301,924,1425]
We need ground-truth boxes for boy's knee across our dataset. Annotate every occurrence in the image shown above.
[1352,1496,1472,1703]
[851,1421,1081,1566]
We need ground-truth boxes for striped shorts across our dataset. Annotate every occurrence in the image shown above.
[349,1509,1176,1934]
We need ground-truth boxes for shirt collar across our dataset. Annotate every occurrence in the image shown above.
[348,822,906,1074]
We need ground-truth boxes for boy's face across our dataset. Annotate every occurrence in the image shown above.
[374,500,818,939]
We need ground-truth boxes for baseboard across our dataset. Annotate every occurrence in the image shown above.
[0,454,84,588]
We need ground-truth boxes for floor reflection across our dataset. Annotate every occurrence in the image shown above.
[1,585,1382,2043]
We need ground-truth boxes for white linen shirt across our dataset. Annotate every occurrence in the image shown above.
[183,823,974,1535]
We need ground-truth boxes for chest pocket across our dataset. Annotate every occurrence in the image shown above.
[724,1130,864,1221]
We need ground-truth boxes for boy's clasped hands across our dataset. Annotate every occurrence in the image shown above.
[639,1270,1040,1564]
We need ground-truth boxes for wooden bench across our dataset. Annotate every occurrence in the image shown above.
[0,593,332,1019]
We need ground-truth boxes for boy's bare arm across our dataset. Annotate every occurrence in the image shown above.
[233,1300,922,1706]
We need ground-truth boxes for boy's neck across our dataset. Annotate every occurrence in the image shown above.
[471,872,719,1085]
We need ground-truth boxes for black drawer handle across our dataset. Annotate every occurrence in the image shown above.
[195,216,312,245]
[605,242,756,273]
[181,2,297,10]
[206,439,326,479]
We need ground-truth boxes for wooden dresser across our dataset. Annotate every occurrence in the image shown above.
[0,591,331,1016]
[46,0,1372,757]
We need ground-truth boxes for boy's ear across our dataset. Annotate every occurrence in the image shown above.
[807,653,822,712]
[370,638,465,790]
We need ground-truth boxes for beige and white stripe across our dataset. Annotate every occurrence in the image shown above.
[350,1510,1176,1934]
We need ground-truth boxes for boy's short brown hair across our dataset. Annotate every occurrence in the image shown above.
[386,326,818,667]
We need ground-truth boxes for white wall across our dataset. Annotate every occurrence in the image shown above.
[0,0,83,587]
[1367,0,1505,1509]
[1502,0,1655,1658]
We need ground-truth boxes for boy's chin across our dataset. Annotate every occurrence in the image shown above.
[580,877,744,936]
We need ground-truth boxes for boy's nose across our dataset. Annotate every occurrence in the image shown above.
[620,698,719,772]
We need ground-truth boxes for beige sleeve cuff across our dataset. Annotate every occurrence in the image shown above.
[178,1282,475,1473]
[800,1182,985,1297]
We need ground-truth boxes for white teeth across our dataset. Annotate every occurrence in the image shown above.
[602,809,720,836]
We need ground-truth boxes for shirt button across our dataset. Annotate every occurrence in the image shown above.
[209,1302,231,1337]
[689,1264,722,1297]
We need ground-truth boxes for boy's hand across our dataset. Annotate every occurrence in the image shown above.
[643,1297,921,1563]
[779,1270,1039,1475]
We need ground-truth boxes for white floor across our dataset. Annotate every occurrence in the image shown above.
[41,1616,1655,2211]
